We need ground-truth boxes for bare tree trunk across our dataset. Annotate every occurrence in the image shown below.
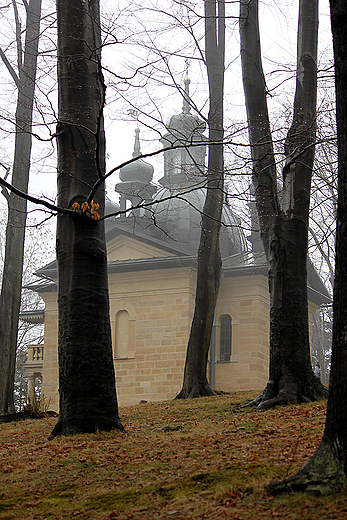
[0,0,41,415]
[240,0,327,410]
[176,0,225,399]
[49,0,123,437]
[268,0,347,494]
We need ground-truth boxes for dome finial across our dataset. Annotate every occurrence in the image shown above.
[133,127,141,158]
[127,109,141,158]
[182,59,191,114]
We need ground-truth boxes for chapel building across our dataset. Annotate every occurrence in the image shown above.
[24,79,331,410]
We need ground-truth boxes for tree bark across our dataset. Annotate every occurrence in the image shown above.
[268,0,347,494]
[176,0,225,399]
[240,0,327,411]
[0,0,42,415]
[49,0,123,437]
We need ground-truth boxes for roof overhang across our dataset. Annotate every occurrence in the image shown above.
[19,309,45,324]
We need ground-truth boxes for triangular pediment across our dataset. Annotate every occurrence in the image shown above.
[107,234,175,261]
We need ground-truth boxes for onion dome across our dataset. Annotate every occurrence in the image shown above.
[153,185,248,256]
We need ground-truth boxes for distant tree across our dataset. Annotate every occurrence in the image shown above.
[239,0,327,410]
[268,0,347,494]
[311,305,332,385]
[48,0,123,437]
[0,0,42,415]
[0,212,54,411]
[309,91,337,292]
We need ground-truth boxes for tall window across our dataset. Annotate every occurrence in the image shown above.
[220,314,232,362]
[115,310,129,358]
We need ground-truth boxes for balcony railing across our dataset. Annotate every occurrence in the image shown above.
[27,345,44,362]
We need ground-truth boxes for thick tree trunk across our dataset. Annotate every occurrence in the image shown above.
[240,0,327,411]
[0,0,41,415]
[268,0,347,494]
[176,0,225,399]
[49,0,123,437]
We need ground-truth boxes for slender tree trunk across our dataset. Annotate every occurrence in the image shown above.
[240,0,327,411]
[0,0,41,415]
[176,0,225,399]
[268,0,347,494]
[49,0,123,437]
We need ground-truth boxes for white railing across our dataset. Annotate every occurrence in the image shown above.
[27,345,44,362]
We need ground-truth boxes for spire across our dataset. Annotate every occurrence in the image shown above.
[133,127,141,158]
[127,109,141,157]
[182,59,191,114]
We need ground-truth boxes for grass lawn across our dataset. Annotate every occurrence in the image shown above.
[1,390,346,519]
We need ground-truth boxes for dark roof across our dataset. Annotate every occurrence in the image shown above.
[107,255,197,274]
[105,221,193,257]
[34,259,57,282]
[222,250,268,268]
[32,220,194,284]
[28,224,331,307]
[24,276,57,294]
[222,250,331,305]
[307,261,332,305]
[19,309,45,324]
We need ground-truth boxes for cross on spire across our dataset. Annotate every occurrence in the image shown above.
[185,58,190,78]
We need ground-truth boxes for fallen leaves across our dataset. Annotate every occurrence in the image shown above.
[0,392,341,520]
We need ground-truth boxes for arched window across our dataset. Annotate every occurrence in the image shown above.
[115,310,129,358]
[112,302,136,359]
[220,314,232,362]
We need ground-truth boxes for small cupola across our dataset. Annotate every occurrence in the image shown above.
[115,127,157,216]
[119,128,154,183]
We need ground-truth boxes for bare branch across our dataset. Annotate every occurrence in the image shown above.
[0,162,11,202]
[11,0,23,75]
[0,46,20,88]
[0,175,73,215]
[309,226,335,288]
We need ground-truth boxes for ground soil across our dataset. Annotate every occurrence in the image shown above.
[1,391,346,519]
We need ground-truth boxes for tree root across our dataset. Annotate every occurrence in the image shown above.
[268,437,346,496]
[0,411,31,423]
[239,380,279,410]
[48,416,124,440]
[240,378,328,411]
[175,380,217,399]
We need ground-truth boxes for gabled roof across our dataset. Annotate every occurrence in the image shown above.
[307,260,332,305]
[107,255,197,274]
[222,250,331,305]
[105,221,193,257]
[28,222,195,293]
[27,221,331,307]
[222,251,268,277]
[34,259,57,282]
[24,275,57,293]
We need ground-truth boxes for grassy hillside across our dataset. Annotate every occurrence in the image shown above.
[1,391,344,519]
